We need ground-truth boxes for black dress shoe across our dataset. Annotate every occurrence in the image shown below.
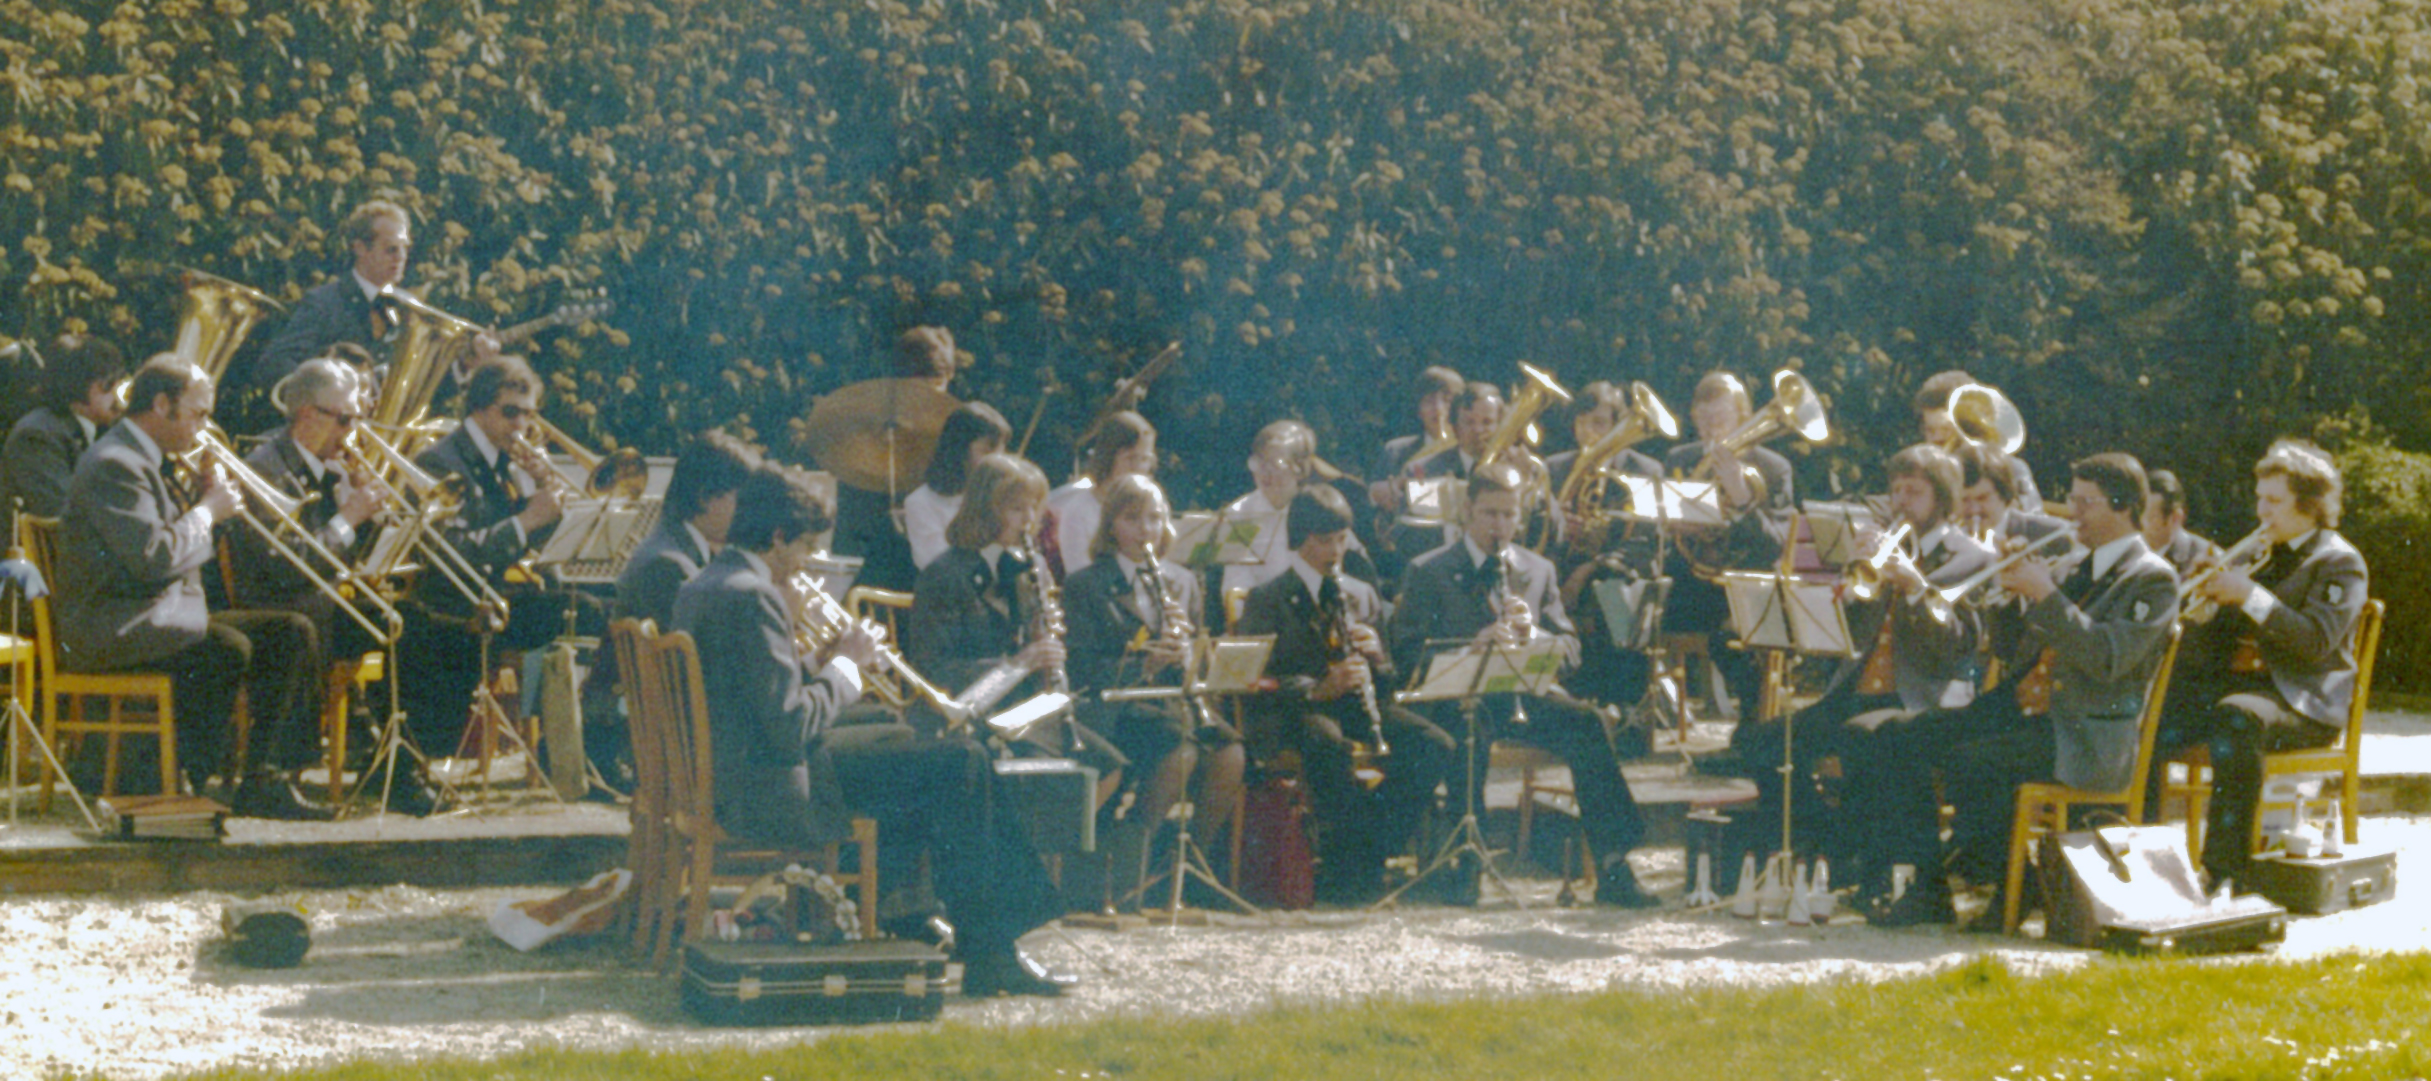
[1869,885,1956,927]
[963,947,1078,998]
[1595,860,1663,909]
[231,776,336,822]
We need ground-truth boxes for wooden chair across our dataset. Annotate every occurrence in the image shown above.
[2000,623,2182,933]
[20,516,181,803]
[607,618,670,958]
[644,626,880,970]
[317,652,385,804]
[2166,598,2384,856]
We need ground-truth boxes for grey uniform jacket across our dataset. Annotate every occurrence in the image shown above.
[1995,535,2180,792]
[673,547,862,848]
[2244,530,2369,728]
[1,406,86,546]
[55,422,216,671]
[1823,527,1995,711]
[615,518,711,630]
[1389,539,1579,681]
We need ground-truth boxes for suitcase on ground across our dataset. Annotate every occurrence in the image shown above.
[680,939,957,1026]
[2239,847,2397,915]
[2038,820,2288,954]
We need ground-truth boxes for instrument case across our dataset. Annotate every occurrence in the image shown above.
[680,939,956,1026]
[2239,847,2397,916]
[994,757,1098,853]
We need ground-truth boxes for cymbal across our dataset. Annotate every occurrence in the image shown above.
[802,377,960,492]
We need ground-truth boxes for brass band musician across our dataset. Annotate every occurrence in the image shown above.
[2142,468,2220,579]
[1916,369,2039,509]
[1659,372,1795,722]
[2153,440,2368,888]
[2,334,126,545]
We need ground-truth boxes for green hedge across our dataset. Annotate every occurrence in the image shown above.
[4,0,2428,685]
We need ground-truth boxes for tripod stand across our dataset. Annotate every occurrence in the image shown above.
[1375,635,1552,909]
[1,548,97,831]
[1127,797,1261,922]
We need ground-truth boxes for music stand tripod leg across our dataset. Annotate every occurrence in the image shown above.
[1374,694,1528,910]
[5,695,98,831]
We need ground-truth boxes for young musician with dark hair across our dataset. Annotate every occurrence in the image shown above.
[1865,452,2177,927]
[2154,440,2368,887]
[1389,462,1660,908]
[2141,468,2219,578]
[1658,371,1796,723]
[1365,365,1468,582]
[1219,419,1376,598]
[1042,410,1158,581]
[1237,485,1455,905]
[905,402,1012,571]
[1732,444,1991,885]
[1957,442,2065,548]
[675,463,1073,996]
[53,357,326,818]
[831,326,965,593]
[613,432,760,629]
[3,333,126,544]
[1545,380,1668,740]
[1061,474,1246,904]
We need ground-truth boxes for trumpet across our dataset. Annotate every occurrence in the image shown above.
[188,430,404,645]
[2181,526,2272,624]
[1921,525,2079,625]
[1842,521,1916,603]
[786,570,972,728]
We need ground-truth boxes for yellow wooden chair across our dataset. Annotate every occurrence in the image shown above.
[2001,623,2182,933]
[21,516,181,803]
[646,626,880,970]
[607,618,672,958]
[2166,597,2383,856]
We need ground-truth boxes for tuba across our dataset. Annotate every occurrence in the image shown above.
[371,287,488,429]
[1692,369,1829,508]
[1552,381,1678,552]
[1945,383,2025,456]
[172,269,285,383]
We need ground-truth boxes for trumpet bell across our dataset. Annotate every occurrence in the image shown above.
[1768,370,1830,446]
[1948,383,2025,455]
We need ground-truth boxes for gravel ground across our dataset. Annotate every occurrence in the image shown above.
[5,816,2425,1080]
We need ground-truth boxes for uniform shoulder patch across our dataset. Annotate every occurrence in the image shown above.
[2328,583,2345,605]
[2133,599,2151,622]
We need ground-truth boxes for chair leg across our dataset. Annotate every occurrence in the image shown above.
[2341,768,2361,846]
[1517,765,1537,863]
[855,818,880,942]
[2004,799,2034,934]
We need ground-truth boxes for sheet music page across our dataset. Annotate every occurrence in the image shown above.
[1802,500,1879,565]
[1401,477,1464,527]
[1721,572,1795,649]
[1621,476,1725,526]
[532,498,610,565]
[1784,579,1857,658]
[1167,511,1225,567]
[1195,635,1275,693]
[1214,510,1283,565]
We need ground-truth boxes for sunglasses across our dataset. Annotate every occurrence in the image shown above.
[498,404,532,420]
[308,403,360,427]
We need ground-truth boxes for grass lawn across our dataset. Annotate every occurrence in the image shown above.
[170,950,2430,1081]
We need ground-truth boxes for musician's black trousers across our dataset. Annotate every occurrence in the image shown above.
[823,724,1062,957]
[137,610,318,787]
[1724,689,1897,867]
[396,588,605,757]
[1847,691,2043,884]
[1280,701,1454,890]
[2152,682,2339,881]
[1421,693,1645,859]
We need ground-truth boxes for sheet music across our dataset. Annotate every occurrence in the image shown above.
[1619,476,1725,526]
[1590,576,1670,651]
[1400,476,1464,527]
[1802,500,1880,565]
[1721,571,1856,658]
[1194,635,1275,694]
[1211,510,1284,565]
[1167,511,1225,567]
[1395,635,1563,703]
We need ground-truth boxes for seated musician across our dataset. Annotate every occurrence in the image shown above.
[1061,474,1247,904]
[1384,381,1503,564]
[904,402,1011,572]
[901,452,1127,807]
[674,463,1073,997]
[1042,410,1157,581]
[612,431,760,630]
[2,334,125,546]
[1390,462,1660,908]
[2153,440,2367,888]
[1957,441,2066,547]
[1365,365,1465,579]
[1658,372,1794,723]
[1915,369,2039,508]
[1863,454,2177,927]
[1237,486,1454,906]
[1219,419,1376,600]
[2142,468,2220,579]
[53,357,325,818]
[831,326,959,593]
[1732,445,1991,891]
[398,356,607,768]
[1546,381,1668,728]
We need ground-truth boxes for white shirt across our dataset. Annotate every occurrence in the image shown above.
[2087,532,2141,585]
[352,268,385,305]
[903,484,961,570]
[1045,479,1099,578]
[739,547,861,698]
[1112,552,1160,629]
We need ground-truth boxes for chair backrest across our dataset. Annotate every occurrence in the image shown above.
[2341,599,2385,758]
[648,628,718,826]
[1224,586,1250,633]
[608,619,663,814]
[19,516,62,685]
[2121,622,2184,821]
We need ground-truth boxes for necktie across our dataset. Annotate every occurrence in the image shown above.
[310,466,340,521]
[2060,554,2097,604]
[1317,573,1343,616]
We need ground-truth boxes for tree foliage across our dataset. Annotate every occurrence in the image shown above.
[4,0,2428,681]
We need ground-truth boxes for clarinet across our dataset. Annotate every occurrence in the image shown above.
[1136,560,1223,736]
[1489,548,1532,725]
[1324,582,1391,762]
[1011,544,1081,752]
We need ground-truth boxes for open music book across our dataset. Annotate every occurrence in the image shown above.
[1167,509,1284,568]
[1720,571,1857,658]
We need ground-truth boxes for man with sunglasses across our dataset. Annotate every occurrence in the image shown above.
[395,356,606,784]
[54,357,325,817]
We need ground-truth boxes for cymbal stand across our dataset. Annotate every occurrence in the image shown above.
[1376,642,1527,910]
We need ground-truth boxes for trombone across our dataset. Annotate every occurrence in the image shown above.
[1920,525,2078,626]
[187,430,404,646]
[343,423,513,634]
[513,415,651,500]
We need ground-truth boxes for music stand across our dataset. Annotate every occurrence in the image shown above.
[1104,635,1274,919]
[1167,508,1284,570]
[1618,474,1724,747]
[1718,564,1856,869]
[1377,632,1563,909]
[1801,500,1880,567]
